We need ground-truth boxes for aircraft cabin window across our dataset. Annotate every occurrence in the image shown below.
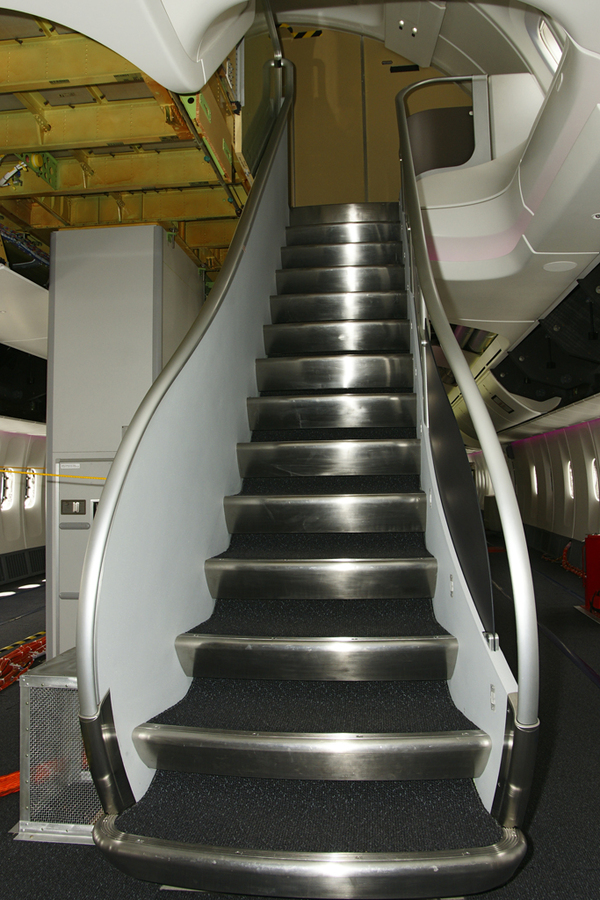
[567,460,574,499]
[537,17,565,71]
[24,468,37,510]
[0,469,14,512]
[532,464,538,495]
[593,458,600,502]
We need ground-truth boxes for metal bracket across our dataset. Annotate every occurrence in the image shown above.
[485,631,500,651]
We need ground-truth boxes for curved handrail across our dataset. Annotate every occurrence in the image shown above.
[396,77,539,728]
[77,57,295,720]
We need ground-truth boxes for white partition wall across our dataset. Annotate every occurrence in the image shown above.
[47,226,202,657]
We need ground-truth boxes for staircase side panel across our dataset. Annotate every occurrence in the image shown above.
[91,134,289,801]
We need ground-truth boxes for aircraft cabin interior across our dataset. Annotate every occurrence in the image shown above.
[0,1,599,898]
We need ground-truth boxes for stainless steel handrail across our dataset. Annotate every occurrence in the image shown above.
[77,57,295,720]
[396,77,539,728]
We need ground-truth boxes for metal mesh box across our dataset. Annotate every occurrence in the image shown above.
[17,647,102,844]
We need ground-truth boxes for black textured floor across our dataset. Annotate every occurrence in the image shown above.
[116,771,502,853]
[191,598,447,637]
[251,427,417,442]
[152,677,472,733]
[239,473,422,494]
[218,530,430,558]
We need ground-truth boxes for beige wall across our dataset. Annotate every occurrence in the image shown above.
[282,29,471,207]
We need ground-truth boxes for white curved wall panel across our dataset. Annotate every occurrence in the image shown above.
[508,419,600,543]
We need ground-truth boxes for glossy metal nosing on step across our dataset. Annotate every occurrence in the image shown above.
[280,243,401,270]
[94,816,527,899]
[223,493,426,534]
[248,393,417,431]
[269,291,408,324]
[133,724,492,780]
[175,633,458,681]
[263,321,411,356]
[204,557,437,601]
[285,222,401,247]
[276,265,405,295]
[237,439,421,477]
[289,202,400,227]
[256,354,413,392]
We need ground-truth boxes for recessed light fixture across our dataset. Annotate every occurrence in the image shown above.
[18,583,41,590]
[0,591,15,597]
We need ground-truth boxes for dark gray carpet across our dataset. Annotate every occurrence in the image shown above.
[239,474,421,494]
[218,530,430,559]
[152,677,472,732]
[191,598,447,637]
[251,427,417,441]
[116,771,502,853]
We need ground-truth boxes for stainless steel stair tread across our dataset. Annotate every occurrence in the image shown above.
[97,814,525,898]
[270,292,408,323]
[263,320,410,355]
[133,723,491,780]
[276,265,405,295]
[289,202,400,226]
[256,354,414,392]
[237,438,421,476]
[205,556,437,600]
[175,633,458,680]
[248,393,417,431]
[285,223,400,246]
[280,243,401,269]
[223,493,426,534]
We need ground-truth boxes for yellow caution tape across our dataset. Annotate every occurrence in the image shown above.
[0,631,46,654]
[279,23,323,39]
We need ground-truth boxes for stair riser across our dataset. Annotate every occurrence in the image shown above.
[94,819,528,899]
[133,726,491,780]
[264,321,411,356]
[256,355,414,392]
[223,494,426,534]
[270,292,408,324]
[176,634,458,681]
[286,223,400,246]
[237,440,421,477]
[290,202,399,227]
[205,559,437,600]
[248,394,417,430]
[276,266,405,295]
[281,244,401,269]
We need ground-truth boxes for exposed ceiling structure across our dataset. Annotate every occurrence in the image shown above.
[0,9,250,289]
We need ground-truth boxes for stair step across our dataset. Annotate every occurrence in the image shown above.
[264,320,411,356]
[176,632,457,680]
[256,354,413,392]
[99,773,525,897]
[205,555,437,600]
[152,677,470,732]
[276,265,405,295]
[237,438,421,477]
[223,493,426,534]
[133,724,491,780]
[290,202,400,226]
[270,291,408,323]
[281,242,401,270]
[190,598,447,638]
[286,222,401,246]
[248,393,417,430]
